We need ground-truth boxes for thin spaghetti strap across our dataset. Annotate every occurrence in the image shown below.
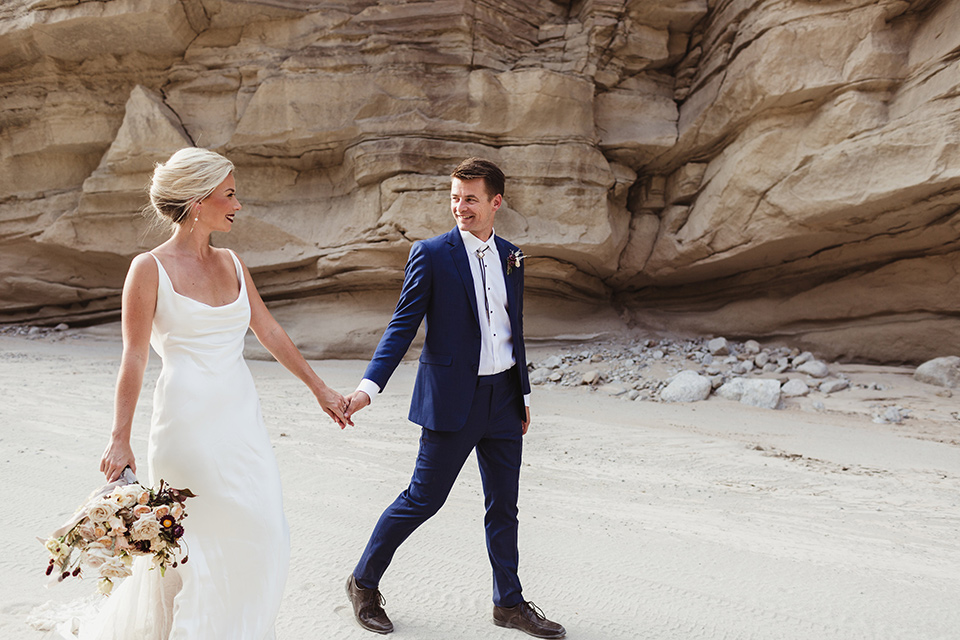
[147,252,169,282]
[225,249,245,294]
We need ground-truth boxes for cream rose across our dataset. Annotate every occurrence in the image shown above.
[82,548,112,569]
[107,515,126,534]
[110,485,140,508]
[77,523,97,540]
[99,556,132,580]
[87,499,118,523]
[137,490,151,505]
[170,503,184,520]
[130,514,161,541]
[153,505,170,519]
[132,505,152,518]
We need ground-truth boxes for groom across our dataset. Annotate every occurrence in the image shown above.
[342,158,565,638]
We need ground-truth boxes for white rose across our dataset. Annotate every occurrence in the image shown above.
[82,548,112,569]
[86,499,118,523]
[77,523,97,540]
[130,514,161,541]
[99,556,132,580]
[107,516,126,534]
[109,485,138,508]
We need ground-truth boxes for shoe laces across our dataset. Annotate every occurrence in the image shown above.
[363,589,386,609]
[523,601,546,620]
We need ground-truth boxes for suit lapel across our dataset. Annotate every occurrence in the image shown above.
[448,228,481,327]
[495,236,518,317]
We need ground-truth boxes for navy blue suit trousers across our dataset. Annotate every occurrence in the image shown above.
[354,367,525,607]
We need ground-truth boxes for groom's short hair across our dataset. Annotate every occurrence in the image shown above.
[451,158,504,200]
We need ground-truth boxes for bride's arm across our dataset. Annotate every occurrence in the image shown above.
[240,258,349,428]
[100,254,158,481]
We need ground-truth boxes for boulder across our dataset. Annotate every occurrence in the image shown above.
[797,360,830,379]
[819,378,850,394]
[707,337,729,355]
[914,356,960,389]
[781,379,810,398]
[530,368,551,385]
[715,378,747,401]
[740,379,782,410]
[581,370,600,385]
[541,355,563,370]
[660,371,711,403]
[717,378,781,409]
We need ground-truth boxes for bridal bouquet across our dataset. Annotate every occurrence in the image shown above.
[41,468,195,595]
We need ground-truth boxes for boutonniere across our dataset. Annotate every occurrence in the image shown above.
[506,249,525,275]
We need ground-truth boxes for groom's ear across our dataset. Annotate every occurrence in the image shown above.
[491,193,502,211]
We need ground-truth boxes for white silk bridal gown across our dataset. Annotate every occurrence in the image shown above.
[80,250,290,639]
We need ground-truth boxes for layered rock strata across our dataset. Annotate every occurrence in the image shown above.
[1,0,958,362]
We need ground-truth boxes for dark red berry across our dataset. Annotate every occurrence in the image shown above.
[45,565,53,576]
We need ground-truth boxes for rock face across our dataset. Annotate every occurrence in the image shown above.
[1,0,959,362]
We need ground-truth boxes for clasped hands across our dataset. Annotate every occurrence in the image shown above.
[316,387,369,429]
[343,390,370,424]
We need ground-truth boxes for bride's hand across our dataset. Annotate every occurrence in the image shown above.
[315,384,350,429]
[100,438,136,482]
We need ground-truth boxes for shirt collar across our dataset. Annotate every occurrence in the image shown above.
[459,228,496,254]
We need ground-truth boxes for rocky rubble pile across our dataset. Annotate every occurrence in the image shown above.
[0,323,71,339]
[528,337,958,418]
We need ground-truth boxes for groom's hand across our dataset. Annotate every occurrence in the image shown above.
[522,406,531,435]
[344,390,370,422]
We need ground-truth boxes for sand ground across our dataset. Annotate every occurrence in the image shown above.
[2,331,959,639]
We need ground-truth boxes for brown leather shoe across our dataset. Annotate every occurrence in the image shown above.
[493,601,565,638]
[345,574,394,634]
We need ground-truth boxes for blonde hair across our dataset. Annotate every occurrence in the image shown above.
[148,147,234,226]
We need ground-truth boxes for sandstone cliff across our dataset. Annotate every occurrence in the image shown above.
[1,0,957,362]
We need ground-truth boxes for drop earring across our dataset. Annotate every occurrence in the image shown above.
[189,203,200,233]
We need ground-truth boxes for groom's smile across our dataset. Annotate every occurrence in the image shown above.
[451,177,502,241]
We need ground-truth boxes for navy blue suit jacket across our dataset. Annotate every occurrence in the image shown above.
[363,227,530,432]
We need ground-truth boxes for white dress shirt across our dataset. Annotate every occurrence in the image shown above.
[358,229,530,407]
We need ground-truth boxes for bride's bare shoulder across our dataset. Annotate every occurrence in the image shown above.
[125,252,160,284]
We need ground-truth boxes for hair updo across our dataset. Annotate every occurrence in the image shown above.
[148,147,234,226]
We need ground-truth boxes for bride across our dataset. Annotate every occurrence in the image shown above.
[88,147,348,639]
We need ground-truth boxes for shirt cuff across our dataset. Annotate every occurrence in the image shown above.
[357,378,382,405]
[523,393,530,407]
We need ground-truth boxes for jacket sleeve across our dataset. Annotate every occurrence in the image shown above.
[362,241,432,392]
[516,256,531,397]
